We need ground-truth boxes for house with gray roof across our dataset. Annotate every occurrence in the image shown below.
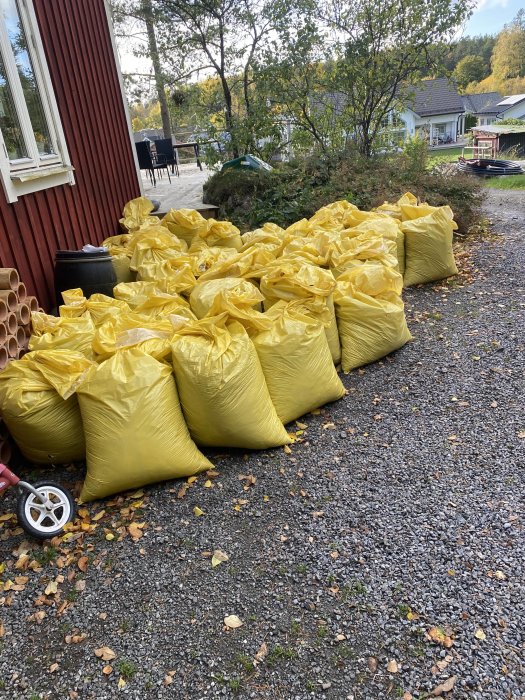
[398,78,465,145]
[461,92,525,127]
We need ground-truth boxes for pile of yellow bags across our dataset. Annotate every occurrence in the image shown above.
[0,192,458,501]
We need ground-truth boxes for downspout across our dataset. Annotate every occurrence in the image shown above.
[103,0,144,195]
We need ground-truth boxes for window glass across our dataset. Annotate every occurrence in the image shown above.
[1,0,55,156]
[0,46,27,158]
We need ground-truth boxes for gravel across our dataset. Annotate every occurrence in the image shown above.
[0,189,523,700]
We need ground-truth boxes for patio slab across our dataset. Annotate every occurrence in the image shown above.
[141,163,218,218]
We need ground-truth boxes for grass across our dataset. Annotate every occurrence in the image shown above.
[483,174,525,189]
[428,146,464,165]
[117,659,137,680]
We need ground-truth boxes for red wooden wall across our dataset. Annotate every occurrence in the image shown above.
[0,0,141,310]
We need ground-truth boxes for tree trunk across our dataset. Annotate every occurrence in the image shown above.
[221,77,239,158]
[142,0,171,138]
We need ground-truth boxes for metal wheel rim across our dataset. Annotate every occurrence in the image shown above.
[24,486,71,533]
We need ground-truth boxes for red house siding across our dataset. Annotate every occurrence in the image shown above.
[0,0,140,310]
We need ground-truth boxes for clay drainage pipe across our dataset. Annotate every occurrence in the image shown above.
[15,303,30,326]
[0,290,17,311]
[6,313,17,335]
[16,326,26,348]
[0,299,7,324]
[0,323,7,346]
[16,282,27,302]
[26,296,38,312]
[6,336,17,358]
[0,346,8,371]
[0,268,19,291]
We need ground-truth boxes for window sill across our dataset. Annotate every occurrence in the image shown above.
[2,164,75,203]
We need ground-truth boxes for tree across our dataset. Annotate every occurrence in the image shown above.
[156,0,295,157]
[326,0,475,156]
[453,55,486,91]
[491,10,525,81]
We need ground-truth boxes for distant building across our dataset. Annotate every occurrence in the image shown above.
[471,124,525,157]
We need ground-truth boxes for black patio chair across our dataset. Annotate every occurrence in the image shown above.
[135,140,171,187]
[154,138,180,176]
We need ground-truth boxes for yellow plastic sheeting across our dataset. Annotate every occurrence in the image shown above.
[136,259,197,295]
[171,318,290,449]
[128,227,188,271]
[102,233,134,256]
[0,350,91,463]
[334,264,412,373]
[341,209,394,229]
[374,192,418,219]
[77,349,212,502]
[161,208,209,246]
[29,313,96,360]
[253,302,345,424]
[190,278,264,319]
[59,288,88,319]
[187,240,240,276]
[119,197,158,232]
[309,200,358,231]
[401,207,458,287]
[114,280,186,307]
[59,292,130,326]
[93,313,176,361]
[280,232,333,267]
[199,219,242,250]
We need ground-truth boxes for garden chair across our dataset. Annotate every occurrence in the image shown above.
[135,141,171,186]
[154,138,180,176]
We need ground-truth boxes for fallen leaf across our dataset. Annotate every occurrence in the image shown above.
[428,626,454,647]
[296,421,307,430]
[403,694,413,700]
[517,430,525,439]
[211,550,229,568]
[49,662,59,673]
[283,445,292,454]
[177,483,190,499]
[431,675,456,696]
[99,612,108,620]
[105,533,115,541]
[407,611,420,621]
[187,476,198,484]
[193,506,204,517]
[474,628,486,641]
[92,510,105,521]
[494,570,506,581]
[129,489,144,498]
[322,422,336,430]
[164,674,174,685]
[95,646,116,661]
[386,659,399,673]
[224,614,243,629]
[367,656,378,672]
[127,522,144,541]
[204,480,213,488]
[118,677,126,690]
[44,581,58,596]
[75,580,86,592]
[254,641,268,663]
[77,556,88,573]
[102,665,113,675]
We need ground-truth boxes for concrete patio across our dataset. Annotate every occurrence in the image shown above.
[140,163,218,218]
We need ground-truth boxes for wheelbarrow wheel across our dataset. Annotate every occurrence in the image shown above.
[17,481,75,540]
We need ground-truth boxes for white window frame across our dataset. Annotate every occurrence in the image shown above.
[0,0,74,203]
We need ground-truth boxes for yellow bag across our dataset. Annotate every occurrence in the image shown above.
[331,232,398,276]
[260,260,340,364]
[128,226,187,271]
[197,248,275,283]
[114,280,183,307]
[133,293,195,321]
[374,192,418,220]
[334,263,412,372]
[187,239,240,276]
[190,278,264,319]
[0,350,91,463]
[59,288,88,318]
[309,200,356,231]
[161,208,209,246]
[30,313,96,360]
[76,349,212,502]
[136,259,197,295]
[253,302,345,424]
[199,219,242,250]
[112,255,136,284]
[401,207,458,287]
[93,313,175,361]
[171,318,290,449]
[102,233,134,256]
[119,197,158,232]
[280,232,333,267]
[60,291,130,326]
[240,229,284,255]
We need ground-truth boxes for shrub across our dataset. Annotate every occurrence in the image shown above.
[203,147,483,234]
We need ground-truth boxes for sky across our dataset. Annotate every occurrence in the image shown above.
[464,0,522,36]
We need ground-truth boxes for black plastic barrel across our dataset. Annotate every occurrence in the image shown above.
[54,250,117,308]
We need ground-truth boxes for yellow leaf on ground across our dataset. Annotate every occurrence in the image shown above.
[204,480,213,488]
[187,476,198,484]
[211,550,229,568]
[128,522,145,541]
[386,659,399,673]
[117,677,126,690]
[254,641,268,663]
[92,510,106,521]
[224,614,243,629]
[283,445,292,454]
[49,663,59,673]
[129,489,144,498]
[105,533,115,541]
[44,581,58,595]
[296,422,307,430]
[193,506,204,517]
[474,628,486,641]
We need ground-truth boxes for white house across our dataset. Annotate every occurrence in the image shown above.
[398,78,465,145]
[467,94,525,127]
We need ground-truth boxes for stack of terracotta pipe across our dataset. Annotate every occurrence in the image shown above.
[0,268,38,370]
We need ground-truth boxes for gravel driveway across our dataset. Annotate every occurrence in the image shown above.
[0,189,523,700]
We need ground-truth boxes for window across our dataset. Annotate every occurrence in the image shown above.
[0,0,73,202]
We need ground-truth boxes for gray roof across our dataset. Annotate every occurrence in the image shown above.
[408,78,464,117]
[462,92,503,115]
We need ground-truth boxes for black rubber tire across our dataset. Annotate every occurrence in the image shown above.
[17,481,75,540]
